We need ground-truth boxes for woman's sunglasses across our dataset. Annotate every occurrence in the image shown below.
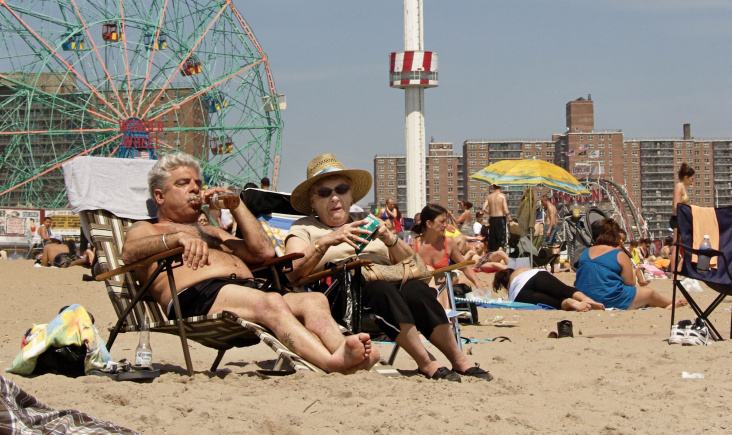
[314,183,351,198]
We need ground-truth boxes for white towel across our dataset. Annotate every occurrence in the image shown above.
[62,156,157,220]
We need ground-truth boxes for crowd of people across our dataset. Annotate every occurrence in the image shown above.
[21,152,692,381]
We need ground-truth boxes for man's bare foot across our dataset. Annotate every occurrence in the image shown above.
[666,298,688,310]
[327,333,375,374]
[562,299,591,312]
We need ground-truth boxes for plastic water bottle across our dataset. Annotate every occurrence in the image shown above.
[134,316,153,366]
[697,235,711,274]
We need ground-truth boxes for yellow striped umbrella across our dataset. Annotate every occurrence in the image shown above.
[470,159,591,195]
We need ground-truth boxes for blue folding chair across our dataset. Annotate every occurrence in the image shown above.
[671,203,732,341]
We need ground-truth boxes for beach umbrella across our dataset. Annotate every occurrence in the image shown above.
[470,159,591,195]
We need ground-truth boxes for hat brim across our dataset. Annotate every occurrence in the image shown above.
[290,169,372,214]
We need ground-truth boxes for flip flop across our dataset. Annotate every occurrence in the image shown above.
[89,362,159,382]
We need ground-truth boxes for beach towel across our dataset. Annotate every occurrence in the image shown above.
[0,375,137,434]
[6,305,112,376]
[690,205,719,268]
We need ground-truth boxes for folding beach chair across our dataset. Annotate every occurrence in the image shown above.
[62,156,319,375]
[670,203,732,341]
[292,259,475,366]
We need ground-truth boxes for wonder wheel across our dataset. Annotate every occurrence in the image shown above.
[0,0,284,208]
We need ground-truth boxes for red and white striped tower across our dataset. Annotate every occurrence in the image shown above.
[389,0,438,217]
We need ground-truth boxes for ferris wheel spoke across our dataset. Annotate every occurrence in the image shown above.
[67,0,129,119]
[0,72,120,125]
[0,133,122,198]
[146,59,264,123]
[228,3,276,95]
[139,2,228,120]
[0,3,125,120]
[132,0,170,118]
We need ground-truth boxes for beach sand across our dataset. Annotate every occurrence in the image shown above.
[2,259,731,434]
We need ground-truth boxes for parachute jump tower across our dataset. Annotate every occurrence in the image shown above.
[389,0,438,217]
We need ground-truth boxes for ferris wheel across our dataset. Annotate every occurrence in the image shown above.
[0,0,283,208]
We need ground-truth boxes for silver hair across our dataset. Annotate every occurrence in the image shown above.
[148,153,202,198]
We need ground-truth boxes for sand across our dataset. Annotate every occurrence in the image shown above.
[2,259,731,434]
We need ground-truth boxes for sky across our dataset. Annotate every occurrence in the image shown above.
[237,0,732,204]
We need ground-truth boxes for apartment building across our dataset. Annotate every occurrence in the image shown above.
[374,96,732,238]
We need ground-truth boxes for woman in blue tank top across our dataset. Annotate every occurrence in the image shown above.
[575,219,687,310]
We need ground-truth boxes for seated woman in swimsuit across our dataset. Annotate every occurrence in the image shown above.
[492,267,604,311]
[412,204,490,299]
[575,218,687,310]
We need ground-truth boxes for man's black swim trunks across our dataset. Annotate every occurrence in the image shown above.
[167,277,277,320]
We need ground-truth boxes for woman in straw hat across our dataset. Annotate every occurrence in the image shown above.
[285,154,492,382]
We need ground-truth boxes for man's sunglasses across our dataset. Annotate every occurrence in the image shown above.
[314,183,351,198]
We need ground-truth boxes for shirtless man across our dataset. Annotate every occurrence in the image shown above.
[121,153,378,374]
[541,194,558,246]
[481,185,512,252]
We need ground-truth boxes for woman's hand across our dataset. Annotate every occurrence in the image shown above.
[375,222,398,246]
[319,219,374,250]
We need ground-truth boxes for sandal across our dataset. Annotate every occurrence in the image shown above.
[453,363,493,381]
[418,366,461,382]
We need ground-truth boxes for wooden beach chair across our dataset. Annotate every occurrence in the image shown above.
[62,156,320,375]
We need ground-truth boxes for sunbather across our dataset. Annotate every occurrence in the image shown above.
[575,218,687,310]
[492,267,604,311]
[121,153,378,374]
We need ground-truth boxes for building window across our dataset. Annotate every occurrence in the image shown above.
[379,189,384,194]
[387,166,393,170]
[434,196,440,201]
[378,166,384,171]
[448,195,454,201]
[433,188,439,193]
[388,174,394,179]
[705,198,711,203]
[525,152,531,157]
[378,174,384,179]
[676,158,682,163]
[378,181,384,186]
[433,180,439,185]
[536,152,542,157]
[378,158,384,163]
[388,159,394,163]
[447,180,454,186]
[433,173,439,178]
[388,181,394,186]
[433,158,439,163]
[447,157,453,163]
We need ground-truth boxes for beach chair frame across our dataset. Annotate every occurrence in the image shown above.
[81,209,320,375]
[292,260,474,365]
[671,203,732,341]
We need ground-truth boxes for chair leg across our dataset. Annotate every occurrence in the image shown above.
[387,344,401,366]
[211,349,226,372]
[444,272,462,351]
[166,263,194,375]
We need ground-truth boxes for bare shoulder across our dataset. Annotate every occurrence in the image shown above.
[126,220,161,240]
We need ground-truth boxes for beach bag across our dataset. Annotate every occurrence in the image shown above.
[362,253,432,286]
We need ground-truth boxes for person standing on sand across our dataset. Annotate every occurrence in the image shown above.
[482,185,513,252]
[121,153,378,374]
[670,163,695,270]
[541,194,558,246]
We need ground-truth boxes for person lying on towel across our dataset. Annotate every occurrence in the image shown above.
[492,267,604,311]
[121,153,378,374]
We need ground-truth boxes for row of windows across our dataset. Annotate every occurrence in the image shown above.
[580,134,613,140]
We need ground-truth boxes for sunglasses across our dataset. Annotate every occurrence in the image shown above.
[314,183,351,198]
[197,219,209,225]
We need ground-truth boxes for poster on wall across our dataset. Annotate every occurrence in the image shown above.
[0,208,42,247]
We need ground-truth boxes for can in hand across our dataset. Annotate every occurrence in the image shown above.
[354,214,380,254]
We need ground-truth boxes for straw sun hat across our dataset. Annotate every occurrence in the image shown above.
[290,153,372,214]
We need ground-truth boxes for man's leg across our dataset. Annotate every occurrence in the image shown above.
[208,285,374,373]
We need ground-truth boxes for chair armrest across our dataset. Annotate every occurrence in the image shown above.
[250,252,305,274]
[291,259,373,287]
[675,242,724,259]
[432,260,475,276]
[95,247,184,281]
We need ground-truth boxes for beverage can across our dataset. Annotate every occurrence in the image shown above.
[209,192,240,210]
[354,215,380,254]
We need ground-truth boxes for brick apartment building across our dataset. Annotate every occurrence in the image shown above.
[374,96,732,239]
